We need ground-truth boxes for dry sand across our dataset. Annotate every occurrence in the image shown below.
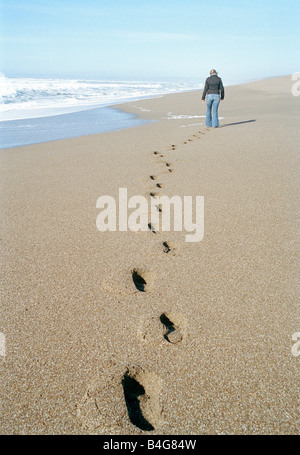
[0,75,299,435]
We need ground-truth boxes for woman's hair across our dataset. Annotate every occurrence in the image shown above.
[210,69,217,75]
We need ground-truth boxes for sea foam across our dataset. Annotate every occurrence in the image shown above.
[0,74,203,121]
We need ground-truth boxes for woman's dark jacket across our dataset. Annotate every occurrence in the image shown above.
[202,75,224,100]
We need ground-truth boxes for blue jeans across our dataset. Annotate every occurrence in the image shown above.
[206,94,220,127]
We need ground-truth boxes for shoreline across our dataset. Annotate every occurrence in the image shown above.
[0,105,152,150]
[0,74,292,150]
[0,76,205,123]
[1,75,299,435]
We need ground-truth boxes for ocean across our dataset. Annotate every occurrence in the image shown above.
[0,75,203,149]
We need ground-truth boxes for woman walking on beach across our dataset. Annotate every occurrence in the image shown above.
[202,69,224,128]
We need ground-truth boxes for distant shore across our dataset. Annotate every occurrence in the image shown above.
[1,75,299,435]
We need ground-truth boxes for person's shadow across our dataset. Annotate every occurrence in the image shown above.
[219,119,256,128]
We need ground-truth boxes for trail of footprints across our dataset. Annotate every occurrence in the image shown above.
[119,132,205,431]
[81,130,207,433]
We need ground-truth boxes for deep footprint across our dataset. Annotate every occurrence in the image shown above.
[150,192,158,198]
[160,313,183,344]
[132,269,147,292]
[163,242,171,253]
[132,268,155,293]
[122,366,162,431]
[162,241,177,255]
[148,223,157,234]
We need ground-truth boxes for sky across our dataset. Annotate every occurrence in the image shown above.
[0,0,299,83]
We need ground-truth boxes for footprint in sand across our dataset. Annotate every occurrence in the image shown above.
[164,162,174,173]
[122,365,162,431]
[140,312,187,345]
[150,191,158,198]
[156,183,165,189]
[162,241,178,256]
[77,364,162,432]
[102,267,155,295]
[150,175,157,181]
[132,268,155,292]
[160,313,186,344]
[148,223,158,234]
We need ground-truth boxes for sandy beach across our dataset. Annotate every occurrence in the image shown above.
[0,75,299,435]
